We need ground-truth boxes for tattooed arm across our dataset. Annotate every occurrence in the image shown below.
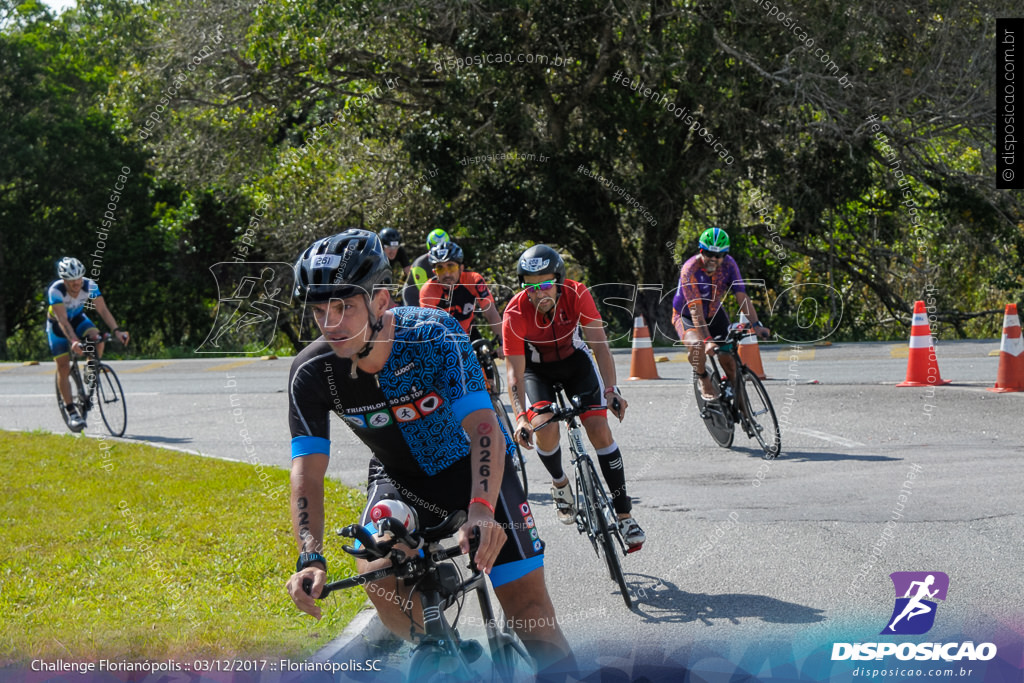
[286,452,329,619]
[458,408,507,573]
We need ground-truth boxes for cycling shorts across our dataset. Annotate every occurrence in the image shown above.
[359,456,544,588]
[46,315,99,359]
[523,348,607,422]
[676,306,731,341]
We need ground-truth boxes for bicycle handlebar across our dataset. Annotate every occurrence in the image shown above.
[302,510,478,600]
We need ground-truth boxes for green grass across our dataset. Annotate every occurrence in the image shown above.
[0,431,366,665]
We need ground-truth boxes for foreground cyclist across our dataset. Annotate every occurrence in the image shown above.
[672,227,770,400]
[46,257,130,432]
[284,230,574,675]
[502,245,646,550]
[419,240,503,347]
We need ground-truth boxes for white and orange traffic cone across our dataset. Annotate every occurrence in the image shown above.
[987,304,1024,393]
[896,300,952,387]
[627,315,661,380]
[737,311,767,379]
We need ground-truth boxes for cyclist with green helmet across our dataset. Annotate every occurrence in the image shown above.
[672,227,770,400]
[401,228,450,307]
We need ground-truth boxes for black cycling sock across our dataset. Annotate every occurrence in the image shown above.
[536,445,565,483]
[596,443,631,515]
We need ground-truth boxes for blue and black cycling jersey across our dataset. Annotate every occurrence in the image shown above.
[288,307,516,479]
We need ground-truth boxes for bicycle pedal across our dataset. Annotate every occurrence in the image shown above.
[626,542,644,554]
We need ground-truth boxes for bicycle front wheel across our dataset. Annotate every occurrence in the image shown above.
[96,363,127,437]
[492,396,528,497]
[55,365,86,431]
[580,457,632,608]
[692,360,734,449]
[407,643,474,682]
[739,367,781,459]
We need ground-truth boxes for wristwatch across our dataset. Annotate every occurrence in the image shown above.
[296,551,327,573]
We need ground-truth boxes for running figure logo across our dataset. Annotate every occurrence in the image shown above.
[881,571,949,635]
[198,262,293,354]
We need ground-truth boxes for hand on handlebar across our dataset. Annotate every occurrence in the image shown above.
[607,391,628,422]
[755,324,771,340]
[288,566,326,620]
[703,340,719,357]
[515,419,534,449]
[458,506,505,574]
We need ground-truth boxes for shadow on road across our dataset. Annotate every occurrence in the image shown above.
[774,449,900,463]
[623,575,826,626]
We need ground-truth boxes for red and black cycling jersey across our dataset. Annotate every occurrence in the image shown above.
[419,271,496,336]
[502,279,602,364]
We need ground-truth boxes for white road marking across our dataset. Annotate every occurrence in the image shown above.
[788,427,865,448]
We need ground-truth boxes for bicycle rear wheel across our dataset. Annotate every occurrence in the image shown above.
[96,363,127,437]
[580,457,632,608]
[739,367,781,459]
[692,360,734,448]
[491,395,528,497]
[55,365,86,431]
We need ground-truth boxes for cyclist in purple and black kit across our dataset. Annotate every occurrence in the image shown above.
[46,257,130,432]
[672,228,769,400]
[283,229,574,675]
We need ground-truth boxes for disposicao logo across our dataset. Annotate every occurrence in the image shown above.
[882,571,948,635]
[831,571,997,662]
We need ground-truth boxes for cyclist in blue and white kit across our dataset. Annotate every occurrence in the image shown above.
[284,229,574,675]
[46,257,130,432]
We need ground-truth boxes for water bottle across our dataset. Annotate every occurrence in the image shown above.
[369,499,418,534]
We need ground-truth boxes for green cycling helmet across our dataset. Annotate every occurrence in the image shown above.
[426,228,450,248]
[698,227,730,253]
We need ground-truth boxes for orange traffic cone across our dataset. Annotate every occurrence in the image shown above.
[987,304,1024,393]
[896,300,952,387]
[737,312,767,379]
[627,315,661,380]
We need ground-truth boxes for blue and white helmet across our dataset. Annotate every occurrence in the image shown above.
[57,257,85,280]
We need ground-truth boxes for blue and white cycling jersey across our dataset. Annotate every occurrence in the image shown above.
[47,278,101,322]
[288,307,516,479]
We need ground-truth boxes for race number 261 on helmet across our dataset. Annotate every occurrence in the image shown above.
[294,229,392,303]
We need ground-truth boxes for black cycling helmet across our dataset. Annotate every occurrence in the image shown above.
[428,241,464,265]
[378,227,402,247]
[294,229,392,304]
[516,244,565,286]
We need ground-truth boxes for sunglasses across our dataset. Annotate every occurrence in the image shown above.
[700,250,725,259]
[434,262,460,273]
[522,280,558,291]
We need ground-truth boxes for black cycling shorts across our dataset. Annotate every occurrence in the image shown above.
[360,456,544,588]
[523,347,606,421]
[679,306,731,341]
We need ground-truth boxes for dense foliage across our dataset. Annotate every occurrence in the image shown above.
[2,0,1020,359]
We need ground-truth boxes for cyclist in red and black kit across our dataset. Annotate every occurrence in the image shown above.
[419,241,503,349]
[502,245,645,550]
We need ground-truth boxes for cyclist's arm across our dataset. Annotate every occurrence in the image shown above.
[580,320,617,389]
[91,296,125,338]
[505,353,529,422]
[479,297,503,344]
[459,408,507,573]
[50,302,81,347]
[287,452,328,616]
[734,291,760,326]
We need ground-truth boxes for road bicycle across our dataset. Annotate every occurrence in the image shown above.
[306,510,531,682]
[534,385,633,608]
[692,325,781,459]
[472,339,528,496]
[55,332,127,437]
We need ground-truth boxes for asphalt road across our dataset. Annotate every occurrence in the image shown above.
[2,340,1021,679]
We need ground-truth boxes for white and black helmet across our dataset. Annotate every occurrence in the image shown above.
[57,257,86,280]
[516,244,565,286]
[428,241,464,265]
[293,229,392,304]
